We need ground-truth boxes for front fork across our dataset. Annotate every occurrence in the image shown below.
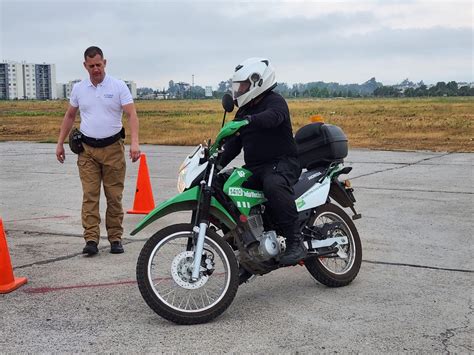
[191,163,215,281]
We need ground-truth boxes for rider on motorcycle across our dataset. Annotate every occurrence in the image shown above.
[219,57,307,265]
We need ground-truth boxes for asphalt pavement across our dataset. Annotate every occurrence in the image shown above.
[0,142,472,353]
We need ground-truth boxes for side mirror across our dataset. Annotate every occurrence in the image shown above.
[221,93,234,113]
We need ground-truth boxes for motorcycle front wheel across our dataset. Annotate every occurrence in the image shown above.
[305,203,362,287]
[136,223,239,325]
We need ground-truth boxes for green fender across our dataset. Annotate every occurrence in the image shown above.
[130,186,236,235]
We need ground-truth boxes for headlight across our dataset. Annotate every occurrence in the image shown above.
[177,162,189,193]
[176,145,207,193]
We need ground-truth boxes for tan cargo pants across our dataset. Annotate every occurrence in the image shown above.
[77,139,126,244]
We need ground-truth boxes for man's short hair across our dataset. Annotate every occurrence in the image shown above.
[84,46,103,60]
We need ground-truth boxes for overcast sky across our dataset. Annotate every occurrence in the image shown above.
[1,0,472,89]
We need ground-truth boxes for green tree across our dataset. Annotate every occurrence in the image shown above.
[404,88,415,97]
[415,85,428,97]
[217,79,232,93]
[309,87,320,97]
[446,81,458,96]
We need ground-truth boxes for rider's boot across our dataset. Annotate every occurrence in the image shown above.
[279,234,307,266]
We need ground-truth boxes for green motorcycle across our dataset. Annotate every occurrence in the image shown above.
[132,94,362,324]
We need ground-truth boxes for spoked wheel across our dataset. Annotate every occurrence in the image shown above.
[305,203,362,287]
[136,223,239,324]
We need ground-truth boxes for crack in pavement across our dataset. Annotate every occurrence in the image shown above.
[356,186,473,194]
[7,229,149,240]
[1,205,81,215]
[350,152,453,180]
[11,230,474,273]
[363,259,473,273]
[8,229,83,237]
[348,160,470,167]
[13,239,141,270]
[439,302,473,353]
[17,255,473,273]
[3,216,73,223]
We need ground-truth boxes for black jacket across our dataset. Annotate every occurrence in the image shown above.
[220,91,297,169]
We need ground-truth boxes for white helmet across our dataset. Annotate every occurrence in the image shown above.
[232,57,277,107]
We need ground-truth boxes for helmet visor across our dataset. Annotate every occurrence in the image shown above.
[232,80,251,99]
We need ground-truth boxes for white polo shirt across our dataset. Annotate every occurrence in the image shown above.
[70,74,133,139]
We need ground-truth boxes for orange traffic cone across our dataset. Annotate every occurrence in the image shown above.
[0,218,27,293]
[127,153,155,214]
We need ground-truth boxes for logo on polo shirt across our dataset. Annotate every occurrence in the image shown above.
[104,93,114,98]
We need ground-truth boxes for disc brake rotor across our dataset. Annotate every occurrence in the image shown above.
[171,251,209,289]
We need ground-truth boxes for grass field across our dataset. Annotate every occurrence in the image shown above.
[0,97,472,152]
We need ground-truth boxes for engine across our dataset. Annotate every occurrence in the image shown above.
[249,230,281,260]
[246,212,282,261]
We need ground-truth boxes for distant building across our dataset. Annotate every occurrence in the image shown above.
[56,79,80,99]
[457,82,474,89]
[57,79,137,100]
[56,83,66,99]
[393,78,423,93]
[0,61,57,99]
[35,64,57,99]
[124,80,137,99]
[66,79,81,98]
[177,82,190,92]
[0,64,6,99]
[168,81,191,99]
[0,62,23,99]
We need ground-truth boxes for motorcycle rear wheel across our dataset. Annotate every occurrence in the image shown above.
[305,203,362,287]
[136,223,239,324]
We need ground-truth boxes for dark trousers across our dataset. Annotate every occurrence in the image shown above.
[246,157,301,239]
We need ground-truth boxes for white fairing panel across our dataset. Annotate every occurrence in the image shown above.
[295,177,331,212]
[177,145,208,192]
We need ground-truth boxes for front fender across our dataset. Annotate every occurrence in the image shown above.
[130,186,236,235]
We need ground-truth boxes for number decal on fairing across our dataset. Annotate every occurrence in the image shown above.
[228,187,243,196]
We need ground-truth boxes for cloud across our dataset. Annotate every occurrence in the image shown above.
[1,0,472,88]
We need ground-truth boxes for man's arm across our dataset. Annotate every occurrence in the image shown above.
[247,94,289,129]
[56,105,79,163]
[219,134,242,169]
[122,103,140,163]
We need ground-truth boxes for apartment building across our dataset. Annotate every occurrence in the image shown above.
[0,61,57,99]
[0,62,24,99]
[0,64,6,99]
[35,64,57,99]
[124,80,137,99]
[56,79,81,99]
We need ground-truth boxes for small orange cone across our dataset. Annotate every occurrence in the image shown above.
[0,218,27,293]
[127,153,155,214]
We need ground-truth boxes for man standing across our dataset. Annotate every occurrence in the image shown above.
[220,57,306,265]
[56,46,140,256]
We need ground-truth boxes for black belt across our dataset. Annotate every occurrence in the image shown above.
[82,128,125,148]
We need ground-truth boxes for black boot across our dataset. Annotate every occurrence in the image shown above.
[82,240,98,255]
[110,241,124,254]
[279,236,307,266]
